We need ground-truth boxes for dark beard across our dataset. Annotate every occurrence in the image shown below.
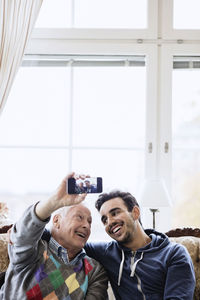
[118,231,133,246]
[118,218,135,246]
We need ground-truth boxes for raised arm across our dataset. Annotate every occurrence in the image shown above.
[9,173,87,266]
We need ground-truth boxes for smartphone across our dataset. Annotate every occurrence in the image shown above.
[68,177,103,194]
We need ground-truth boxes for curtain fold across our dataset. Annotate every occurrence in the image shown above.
[0,0,43,115]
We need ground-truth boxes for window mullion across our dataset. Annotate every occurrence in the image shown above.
[68,60,74,172]
[144,45,159,179]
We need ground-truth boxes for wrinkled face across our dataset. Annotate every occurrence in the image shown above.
[55,205,92,252]
[100,197,137,246]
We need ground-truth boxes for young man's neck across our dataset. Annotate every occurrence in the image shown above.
[124,228,151,251]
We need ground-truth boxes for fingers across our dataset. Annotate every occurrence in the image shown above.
[79,193,87,202]
[66,192,87,206]
[74,173,91,180]
[76,193,87,204]
[63,173,90,185]
[60,172,91,200]
[62,172,75,182]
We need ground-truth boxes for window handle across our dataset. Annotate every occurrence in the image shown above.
[148,142,153,153]
[164,142,169,153]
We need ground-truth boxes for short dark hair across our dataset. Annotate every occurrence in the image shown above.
[95,190,142,225]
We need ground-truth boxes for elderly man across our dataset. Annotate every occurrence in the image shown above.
[0,173,108,300]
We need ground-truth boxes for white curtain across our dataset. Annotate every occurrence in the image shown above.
[0,0,43,115]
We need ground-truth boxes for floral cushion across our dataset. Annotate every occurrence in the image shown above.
[0,234,9,272]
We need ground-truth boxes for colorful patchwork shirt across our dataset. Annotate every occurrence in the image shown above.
[0,205,108,300]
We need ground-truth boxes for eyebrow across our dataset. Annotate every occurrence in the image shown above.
[101,207,121,223]
[109,207,120,213]
[73,210,91,218]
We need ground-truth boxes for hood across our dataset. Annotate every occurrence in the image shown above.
[139,229,170,252]
[116,229,170,286]
[117,228,169,253]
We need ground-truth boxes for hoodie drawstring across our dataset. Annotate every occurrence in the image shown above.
[130,252,144,277]
[118,249,125,286]
[118,250,144,286]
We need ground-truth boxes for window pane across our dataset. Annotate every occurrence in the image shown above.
[0,58,146,234]
[173,0,200,29]
[35,0,71,27]
[74,0,147,28]
[72,149,144,194]
[0,67,70,147]
[0,149,69,194]
[172,68,200,227]
[73,66,146,148]
[35,0,147,28]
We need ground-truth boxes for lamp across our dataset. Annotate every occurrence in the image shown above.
[138,178,172,229]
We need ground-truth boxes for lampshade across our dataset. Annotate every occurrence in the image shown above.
[138,178,172,208]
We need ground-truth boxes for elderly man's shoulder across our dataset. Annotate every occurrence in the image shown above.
[84,254,107,275]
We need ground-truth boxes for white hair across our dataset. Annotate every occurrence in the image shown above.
[49,202,90,231]
[49,206,69,231]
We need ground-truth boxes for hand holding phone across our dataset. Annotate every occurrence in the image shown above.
[36,172,87,220]
[68,177,103,194]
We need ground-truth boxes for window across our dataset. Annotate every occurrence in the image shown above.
[0,56,146,240]
[172,57,200,227]
[1,0,200,234]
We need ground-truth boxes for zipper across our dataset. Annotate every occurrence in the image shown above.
[130,251,136,275]
[135,273,146,300]
[130,251,146,299]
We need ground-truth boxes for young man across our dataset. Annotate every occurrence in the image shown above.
[0,174,108,300]
[84,190,196,300]
[84,180,97,193]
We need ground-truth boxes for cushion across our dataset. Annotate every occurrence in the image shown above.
[169,236,200,263]
[0,234,9,272]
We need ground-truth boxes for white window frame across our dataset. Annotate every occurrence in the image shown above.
[3,0,200,229]
[31,0,158,40]
[159,44,200,193]
[162,0,200,40]
[25,40,159,184]
[25,0,159,185]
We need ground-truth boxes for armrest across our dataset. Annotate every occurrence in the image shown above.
[0,224,12,234]
[166,227,200,238]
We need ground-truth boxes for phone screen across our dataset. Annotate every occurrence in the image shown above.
[68,177,103,194]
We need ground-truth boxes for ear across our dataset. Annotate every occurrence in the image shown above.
[131,206,140,221]
[52,214,61,230]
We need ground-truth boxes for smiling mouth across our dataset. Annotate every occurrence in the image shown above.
[75,231,87,239]
[112,226,121,234]
[110,222,124,235]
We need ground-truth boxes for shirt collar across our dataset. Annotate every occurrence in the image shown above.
[49,236,86,265]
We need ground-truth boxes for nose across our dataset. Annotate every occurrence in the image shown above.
[106,215,116,228]
[82,219,91,230]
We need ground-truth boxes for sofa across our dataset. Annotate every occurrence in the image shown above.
[0,226,200,300]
